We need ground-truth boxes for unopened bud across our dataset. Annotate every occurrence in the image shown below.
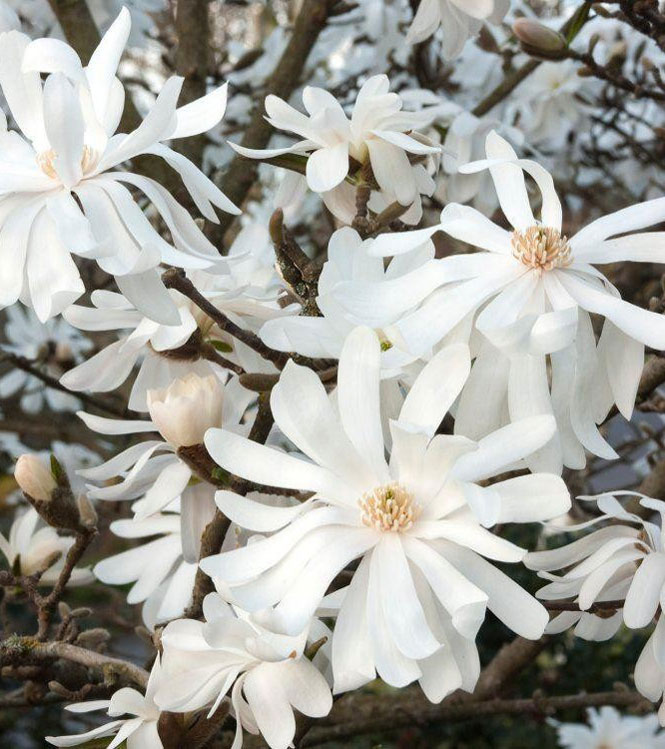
[76,494,98,529]
[14,455,57,502]
[58,601,71,620]
[147,373,224,449]
[76,628,110,649]
[513,18,567,60]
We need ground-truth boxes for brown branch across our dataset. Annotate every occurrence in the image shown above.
[173,0,210,167]
[200,343,245,376]
[35,527,97,640]
[162,268,289,369]
[301,690,650,746]
[293,636,548,748]
[544,600,624,613]
[0,352,132,418]
[567,48,665,102]
[214,0,341,239]
[0,637,149,689]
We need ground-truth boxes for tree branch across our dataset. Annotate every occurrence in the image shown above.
[0,352,133,418]
[301,689,650,746]
[0,637,149,690]
[173,0,210,167]
[214,0,341,239]
[162,268,289,369]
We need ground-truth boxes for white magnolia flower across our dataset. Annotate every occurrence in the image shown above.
[527,492,665,722]
[46,656,164,748]
[555,706,665,749]
[0,506,93,584]
[61,265,295,411]
[260,226,443,372]
[78,375,253,546]
[407,0,510,58]
[230,75,441,221]
[0,8,238,323]
[201,327,569,701]
[93,490,214,629]
[349,131,665,471]
[510,59,590,148]
[0,305,92,413]
[157,594,332,749]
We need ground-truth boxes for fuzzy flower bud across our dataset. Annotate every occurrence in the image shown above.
[14,455,57,502]
[147,373,224,448]
[513,18,567,59]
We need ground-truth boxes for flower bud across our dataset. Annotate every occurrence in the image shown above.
[14,455,57,502]
[513,18,567,59]
[147,373,224,448]
[76,494,98,529]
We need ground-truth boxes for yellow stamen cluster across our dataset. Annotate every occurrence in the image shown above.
[358,482,420,532]
[511,225,572,273]
[37,145,97,181]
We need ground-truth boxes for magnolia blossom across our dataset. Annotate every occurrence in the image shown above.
[0,305,92,413]
[0,8,238,322]
[47,657,163,748]
[346,131,665,471]
[527,492,665,722]
[0,506,93,584]
[147,373,224,449]
[78,374,253,551]
[260,226,444,372]
[231,75,441,223]
[407,0,510,58]
[61,260,295,411]
[510,59,591,147]
[157,594,332,749]
[555,706,665,748]
[201,327,569,700]
[93,494,212,629]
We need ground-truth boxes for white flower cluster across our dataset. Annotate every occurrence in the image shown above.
[1,2,665,748]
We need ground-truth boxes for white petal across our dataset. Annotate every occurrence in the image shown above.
[332,555,376,693]
[204,428,336,494]
[337,327,390,483]
[494,474,570,523]
[85,8,131,130]
[399,342,470,436]
[623,552,665,629]
[306,142,349,192]
[444,544,548,639]
[452,415,557,482]
[375,534,440,659]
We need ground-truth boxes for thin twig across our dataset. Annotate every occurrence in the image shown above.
[162,269,289,370]
[301,690,650,746]
[0,352,132,418]
[0,637,149,689]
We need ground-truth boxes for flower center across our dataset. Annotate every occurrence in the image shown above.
[511,225,572,273]
[358,482,420,532]
[36,146,98,180]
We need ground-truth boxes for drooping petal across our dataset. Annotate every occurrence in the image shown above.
[305,142,349,192]
[337,327,390,483]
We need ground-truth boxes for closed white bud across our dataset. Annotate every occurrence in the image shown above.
[513,18,567,58]
[147,373,224,448]
[14,455,57,502]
